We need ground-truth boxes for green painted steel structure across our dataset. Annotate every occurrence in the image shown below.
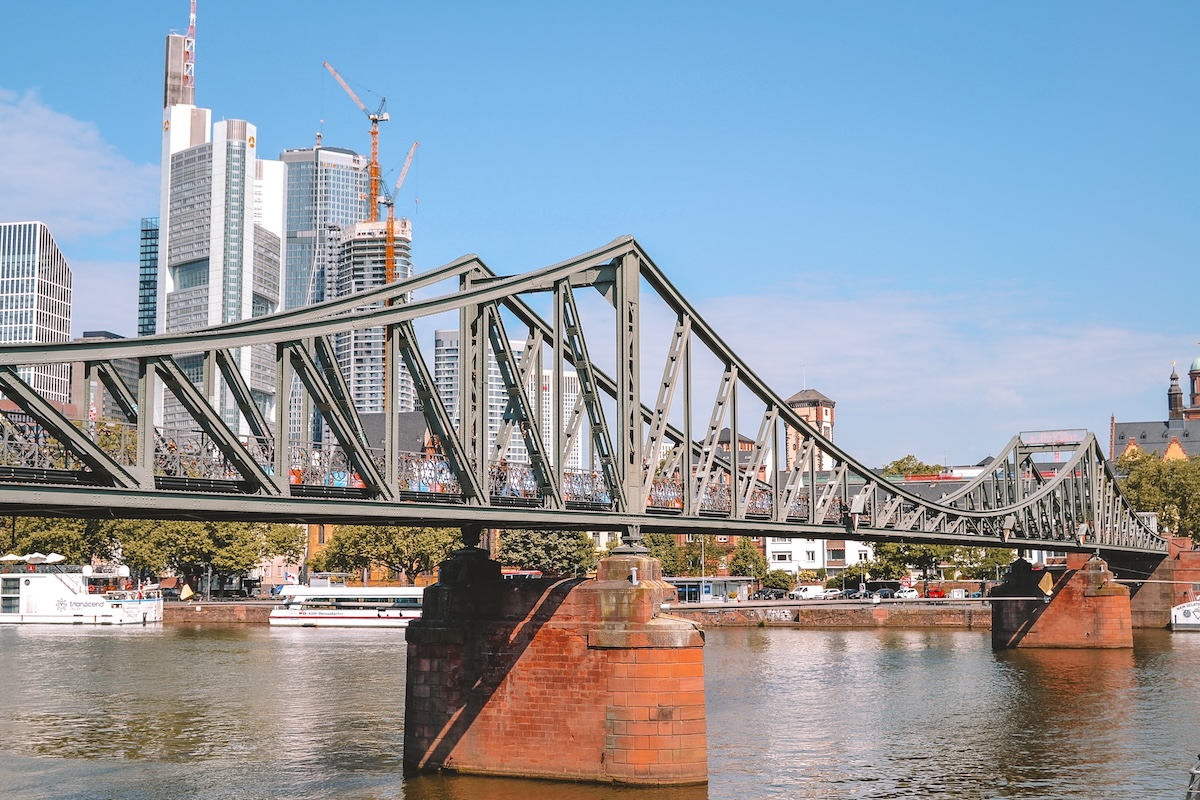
[0,237,1167,557]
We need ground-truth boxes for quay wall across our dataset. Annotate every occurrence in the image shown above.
[163,602,273,624]
[667,602,993,630]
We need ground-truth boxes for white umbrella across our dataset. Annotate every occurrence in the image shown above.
[0,553,23,562]
[24,552,47,564]
[44,553,66,564]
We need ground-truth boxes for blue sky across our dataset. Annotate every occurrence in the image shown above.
[1,1,1197,468]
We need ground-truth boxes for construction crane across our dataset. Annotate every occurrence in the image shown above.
[381,141,419,285]
[323,61,388,222]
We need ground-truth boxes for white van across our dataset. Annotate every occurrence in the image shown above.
[788,585,828,600]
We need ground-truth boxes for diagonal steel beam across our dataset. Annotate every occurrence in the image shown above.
[88,361,139,423]
[558,283,620,508]
[213,348,272,442]
[286,340,393,500]
[0,366,141,488]
[486,305,562,508]
[152,356,281,496]
[394,320,484,503]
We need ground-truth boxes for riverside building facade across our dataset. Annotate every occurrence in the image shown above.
[0,221,72,404]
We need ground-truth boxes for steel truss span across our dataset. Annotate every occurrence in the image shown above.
[0,237,1166,557]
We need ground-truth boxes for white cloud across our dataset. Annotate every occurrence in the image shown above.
[694,279,1178,467]
[0,88,157,242]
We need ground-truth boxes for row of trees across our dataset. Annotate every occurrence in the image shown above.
[1117,449,1200,540]
[5,517,305,591]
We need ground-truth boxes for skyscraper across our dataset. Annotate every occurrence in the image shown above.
[156,14,281,431]
[328,219,414,414]
[137,217,159,337]
[280,146,368,310]
[0,221,72,404]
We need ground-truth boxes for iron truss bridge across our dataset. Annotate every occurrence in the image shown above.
[0,237,1166,558]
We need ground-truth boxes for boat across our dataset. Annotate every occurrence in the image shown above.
[269,574,423,628]
[0,553,163,625]
[1170,599,1200,631]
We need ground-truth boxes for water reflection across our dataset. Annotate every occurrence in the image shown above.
[1,625,1197,799]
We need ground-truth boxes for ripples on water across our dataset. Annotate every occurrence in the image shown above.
[0,624,1197,799]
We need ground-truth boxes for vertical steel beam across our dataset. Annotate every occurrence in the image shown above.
[274,342,291,488]
[461,271,488,497]
[614,252,642,520]
[136,358,158,489]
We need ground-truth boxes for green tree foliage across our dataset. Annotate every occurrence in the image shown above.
[312,525,461,583]
[1117,449,1200,541]
[882,455,945,476]
[682,534,720,577]
[951,547,1017,580]
[8,517,117,563]
[644,532,685,576]
[761,569,794,591]
[729,536,768,579]
[874,542,956,578]
[496,529,597,576]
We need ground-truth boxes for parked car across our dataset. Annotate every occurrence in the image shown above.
[750,588,787,601]
[162,587,181,601]
[822,588,845,600]
[846,589,875,600]
[895,587,919,599]
[875,588,896,599]
[925,587,946,599]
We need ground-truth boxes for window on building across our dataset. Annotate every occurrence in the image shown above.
[805,550,816,561]
[716,536,728,543]
[771,537,789,543]
[829,548,846,561]
[858,551,869,561]
[773,553,791,562]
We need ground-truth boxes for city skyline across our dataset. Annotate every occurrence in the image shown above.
[0,2,1197,467]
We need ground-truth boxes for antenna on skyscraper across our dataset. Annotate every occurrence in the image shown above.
[183,0,196,92]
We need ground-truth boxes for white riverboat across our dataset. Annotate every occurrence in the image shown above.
[1170,599,1200,632]
[0,554,163,625]
[269,576,423,628]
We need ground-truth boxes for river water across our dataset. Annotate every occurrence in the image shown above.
[0,623,1196,800]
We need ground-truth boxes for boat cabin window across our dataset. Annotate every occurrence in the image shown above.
[1,577,19,613]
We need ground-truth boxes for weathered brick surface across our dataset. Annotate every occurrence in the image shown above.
[667,604,992,629]
[403,554,707,786]
[163,602,271,624]
[1130,536,1200,629]
[991,556,1132,648]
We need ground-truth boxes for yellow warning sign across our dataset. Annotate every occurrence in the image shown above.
[1038,573,1055,596]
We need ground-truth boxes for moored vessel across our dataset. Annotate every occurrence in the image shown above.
[269,574,422,628]
[0,553,163,625]
[1170,600,1200,632]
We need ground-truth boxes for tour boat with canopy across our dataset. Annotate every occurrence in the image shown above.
[269,573,423,628]
[0,553,163,625]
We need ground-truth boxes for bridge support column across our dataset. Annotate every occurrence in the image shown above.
[403,549,707,785]
[1129,536,1200,628]
[991,554,1131,648]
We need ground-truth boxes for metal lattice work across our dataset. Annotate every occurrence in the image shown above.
[0,237,1166,557]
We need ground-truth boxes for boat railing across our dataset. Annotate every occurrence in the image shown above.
[1186,754,1200,800]
[103,588,162,601]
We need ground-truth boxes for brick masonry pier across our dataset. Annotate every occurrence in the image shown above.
[991,554,1132,648]
[1130,535,1200,629]
[403,549,707,786]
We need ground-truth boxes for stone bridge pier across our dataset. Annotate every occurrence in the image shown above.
[403,539,707,785]
[991,553,1132,648]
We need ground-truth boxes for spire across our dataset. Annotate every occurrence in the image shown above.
[1169,362,1184,420]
